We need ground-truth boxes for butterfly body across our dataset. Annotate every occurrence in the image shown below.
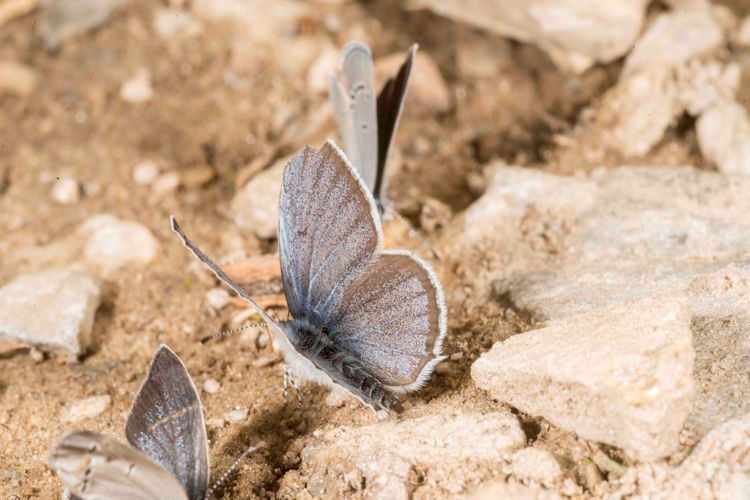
[278,317,403,413]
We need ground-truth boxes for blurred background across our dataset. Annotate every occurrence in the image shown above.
[1,0,749,498]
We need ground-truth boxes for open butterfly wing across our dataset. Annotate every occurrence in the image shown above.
[375,44,416,202]
[326,251,446,391]
[334,41,378,192]
[125,346,208,500]
[279,140,382,325]
[49,431,188,500]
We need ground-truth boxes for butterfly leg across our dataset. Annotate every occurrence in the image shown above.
[283,364,303,409]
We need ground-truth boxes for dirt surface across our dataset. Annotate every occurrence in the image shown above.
[0,1,746,499]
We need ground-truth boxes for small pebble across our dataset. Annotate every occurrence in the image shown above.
[206,417,225,428]
[51,177,80,205]
[62,395,111,423]
[203,378,221,394]
[180,166,214,188]
[225,408,247,423]
[132,160,159,185]
[205,288,229,311]
[29,347,44,363]
[152,171,180,196]
[120,68,153,103]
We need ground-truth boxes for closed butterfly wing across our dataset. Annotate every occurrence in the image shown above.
[326,251,447,391]
[125,346,208,500]
[375,44,417,203]
[333,41,378,192]
[49,431,188,500]
[279,140,382,325]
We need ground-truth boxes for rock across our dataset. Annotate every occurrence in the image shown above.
[79,214,160,275]
[439,162,597,260]
[132,160,159,185]
[37,0,113,50]
[231,158,286,239]
[153,7,202,39]
[307,44,338,94]
[622,7,724,78]
[50,177,80,205]
[290,412,525,498]
[419,197,452,233]
[738,15,750,47]
[457,31,512,79]
[61,395,111,423]
[0,0,37,26]
[152,171,180,197]
[225,408,247,423]
[597,68,680,157]
[465,479,562,499]
[203,379,220,394]
[614,413,750,498]
[120,68,153,104]
[0,270,101,355]
[511,448,562,487]
[205,287,229,311]
[0,61,37,96]
[696,100,750,176]
[472,296,694,461]
[675,60,740,116]
[179,166,214,188]
[406,0,649,73]
[375,51,451,113]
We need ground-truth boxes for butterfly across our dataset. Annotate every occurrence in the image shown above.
[49,345,257,499]
[171,139,446,416]
[329,41,416,211]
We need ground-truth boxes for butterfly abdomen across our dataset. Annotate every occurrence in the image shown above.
[289,320,403,413]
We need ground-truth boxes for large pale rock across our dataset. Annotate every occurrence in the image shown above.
[622,7,724,78]
[439,163,597,258]
[286,412,525,498]
[79,214,161,275]
[231,158,285,239]
[696,100,750,176]
[406,0,649,73]
[0,270,101,355]
[472,296,694,461]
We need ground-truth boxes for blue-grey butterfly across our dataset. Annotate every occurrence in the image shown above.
[49,346,257,499]
[171,139,446,416]
[329,41,416,211]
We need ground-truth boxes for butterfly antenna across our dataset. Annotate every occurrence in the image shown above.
[200,322,267,344]
[171,216,279,327]
[206,441,265,499]
[385,207,441,260]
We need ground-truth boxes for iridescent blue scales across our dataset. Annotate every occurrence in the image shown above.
[172,139,447,416]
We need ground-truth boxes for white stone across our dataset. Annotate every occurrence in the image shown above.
[62,395,111,423]
[472,296,694,461]
[622,7,724,78]
[120,68,153,104]
[406,0,649,73]
[132,160,159,185]
[511,447,562,487]
[79,214,160,275]
[291,412,525,498]
[205,287,229,311]
[225,408,247,422]
[203,378,220,394]
[231,158,286,239]
[153,7,202,39]
[50,177,80,205]
[152,171,180,196]
[0,61,37,96]
[0,270,100,355]
[696,100,750,176]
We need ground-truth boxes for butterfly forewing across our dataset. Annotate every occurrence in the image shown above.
[125,346,209,500]
[49,431,189,500]
[327,251,446,389]
[279,140,382,325]
[337,41,378,191]
[375,44,416,202]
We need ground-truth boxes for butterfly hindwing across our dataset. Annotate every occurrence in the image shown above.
[327,250,446,390]
[49,431,189,500]
[125,346,209,500]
